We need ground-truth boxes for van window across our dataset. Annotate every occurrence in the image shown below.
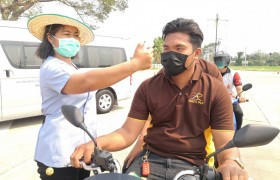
[86,46,126,67]
[1,41,127,69]
[2,44,23,68]
[24,46,42,68]
[1,41,42,69]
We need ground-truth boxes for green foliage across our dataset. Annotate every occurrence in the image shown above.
[233,50,280,66]
[231,66,280,72]
[201,41,221,61]
[0,0,128,28]
[153,37,163,63]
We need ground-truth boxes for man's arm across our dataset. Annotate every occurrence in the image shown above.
[212,130,240,164]
[124,116,151,168]
[211,81,248,179]
[70,117,146,168]
[212,128,248,180]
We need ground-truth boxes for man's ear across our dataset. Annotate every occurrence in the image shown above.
[194,48,202,58]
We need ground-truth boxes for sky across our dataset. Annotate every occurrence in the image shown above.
[41,0,280,57]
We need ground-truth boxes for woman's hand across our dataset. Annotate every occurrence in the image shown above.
[130,43,154,71]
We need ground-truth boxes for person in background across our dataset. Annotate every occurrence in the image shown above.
[27,13,153,180]
[214,51,246,130]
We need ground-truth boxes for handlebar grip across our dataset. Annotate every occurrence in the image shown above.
[206,170,223,180]
[216,173,223,180]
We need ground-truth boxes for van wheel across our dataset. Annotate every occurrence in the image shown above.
[96,90,114,114]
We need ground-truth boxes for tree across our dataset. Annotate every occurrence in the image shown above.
[235,51,244,65]
[153,37,163,63]
[201,41,221,61]
[0,0,128,28]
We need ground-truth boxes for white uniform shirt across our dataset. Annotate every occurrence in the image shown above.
[35,56,97,167]
[222,68,238,95]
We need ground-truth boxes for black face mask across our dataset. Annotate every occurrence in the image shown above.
[161,51,188,76]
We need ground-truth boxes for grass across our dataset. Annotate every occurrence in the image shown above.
[231,66,280,72]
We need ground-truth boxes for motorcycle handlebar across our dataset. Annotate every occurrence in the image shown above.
[205,170,223,180]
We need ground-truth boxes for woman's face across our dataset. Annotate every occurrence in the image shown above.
[48,25,80,47]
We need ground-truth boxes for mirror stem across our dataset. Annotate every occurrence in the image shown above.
[205,141,235,164]
[80,123,98,147]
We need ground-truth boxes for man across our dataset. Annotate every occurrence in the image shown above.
[123,59,223,169]
[214,52,246,130]
[71,18,248,180]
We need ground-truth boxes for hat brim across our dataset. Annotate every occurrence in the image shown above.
[27,14,94,45]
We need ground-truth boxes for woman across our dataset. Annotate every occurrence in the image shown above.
[27,14,153,180]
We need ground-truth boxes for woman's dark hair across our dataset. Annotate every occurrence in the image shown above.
[162,18,204,49]
[36,24,63,59]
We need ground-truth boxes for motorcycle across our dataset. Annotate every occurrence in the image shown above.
[61,105,279,180]
[173,123,279,180]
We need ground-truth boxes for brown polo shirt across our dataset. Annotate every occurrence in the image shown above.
[198,58,223,82]
[128,64,233,166]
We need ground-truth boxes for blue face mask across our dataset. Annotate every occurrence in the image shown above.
[215,60,226,69]
[52,36,80,58]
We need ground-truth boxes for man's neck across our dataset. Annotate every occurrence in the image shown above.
[171,65,195,90]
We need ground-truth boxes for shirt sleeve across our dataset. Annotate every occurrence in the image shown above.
[210,82,234,130]
[211,66,223,83]
[128,82,149,120]
[42,62,74,94]
[199,59,223,83]
[233,72,242,86]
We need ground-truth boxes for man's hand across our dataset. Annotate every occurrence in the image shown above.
[217,160,248,180]
[238,96,247,103]
[130,43,154,72]
[70,140,95,168]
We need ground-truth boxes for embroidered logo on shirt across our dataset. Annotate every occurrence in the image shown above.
[189,92,204,105]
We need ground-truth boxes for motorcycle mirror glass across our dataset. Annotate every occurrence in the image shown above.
[242,83,252,91]
[61,105,84,128]
[233,124,280,148]
[61,105,98,148]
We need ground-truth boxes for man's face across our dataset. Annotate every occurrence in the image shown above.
[163,32,200,68]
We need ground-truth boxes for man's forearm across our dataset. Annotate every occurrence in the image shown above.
[96,128,136,152]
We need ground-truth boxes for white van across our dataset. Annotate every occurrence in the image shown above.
[0,21,132,122]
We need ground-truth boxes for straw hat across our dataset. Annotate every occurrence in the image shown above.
[27,14,94,45]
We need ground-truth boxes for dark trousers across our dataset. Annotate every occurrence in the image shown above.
[124,150,198,180]
[233,103,244,130]
[37,161,90,180]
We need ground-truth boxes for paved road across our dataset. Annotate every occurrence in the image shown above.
[0,70,279,180]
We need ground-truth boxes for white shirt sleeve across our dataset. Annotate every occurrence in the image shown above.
[41,60,75,94]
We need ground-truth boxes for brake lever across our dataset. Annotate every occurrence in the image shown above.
[80,161,100,171]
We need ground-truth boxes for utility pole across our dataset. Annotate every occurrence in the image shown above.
[209,14,228,54]
[244,47,247,67]
[214,14,219,55]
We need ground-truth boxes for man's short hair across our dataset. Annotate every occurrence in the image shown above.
[162,18,204,48]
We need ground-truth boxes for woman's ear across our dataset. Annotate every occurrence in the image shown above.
[47,33,53,44]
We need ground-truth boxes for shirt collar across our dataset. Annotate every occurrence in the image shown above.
[221,67,231,76]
